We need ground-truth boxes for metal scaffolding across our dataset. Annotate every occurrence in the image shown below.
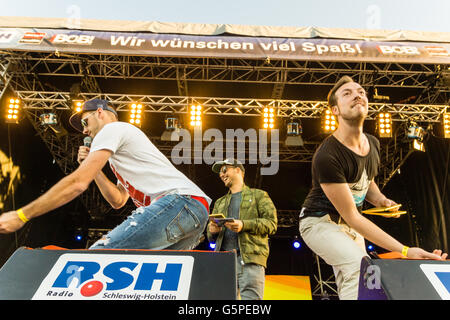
[15,90,448,121]
[4,52,450,94]
[0,47,449,224]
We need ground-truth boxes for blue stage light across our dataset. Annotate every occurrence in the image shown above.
[292,240,301,249]
[209,242,216,250]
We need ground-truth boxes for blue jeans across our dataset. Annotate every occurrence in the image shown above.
[89,194,209,250]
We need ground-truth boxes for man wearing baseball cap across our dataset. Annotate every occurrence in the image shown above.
[0,98,212,252]
[207,158,277,300]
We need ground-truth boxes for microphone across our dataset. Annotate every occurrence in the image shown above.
[83,136,92,148]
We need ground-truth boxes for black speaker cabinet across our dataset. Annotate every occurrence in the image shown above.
[0,246,237,300]
[358,256,450,300]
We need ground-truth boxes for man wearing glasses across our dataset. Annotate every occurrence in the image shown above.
[0,99,211,252]
[207,158,277,300]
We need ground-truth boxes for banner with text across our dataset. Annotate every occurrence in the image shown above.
[0,28,449,64]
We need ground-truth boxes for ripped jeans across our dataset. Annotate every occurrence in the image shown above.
[89,194,209,250]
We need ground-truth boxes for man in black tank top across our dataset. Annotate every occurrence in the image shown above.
[299,76,447,300]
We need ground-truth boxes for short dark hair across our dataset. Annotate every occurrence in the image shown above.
[327,76,354,107]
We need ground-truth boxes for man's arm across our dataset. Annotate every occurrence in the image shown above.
[240,190,277,236]
[0,149,112,233]
[94,171,129,209]
[78,145,129,209]
[320,182,446,260]
[207,199,222,242]
[365,180,396,207]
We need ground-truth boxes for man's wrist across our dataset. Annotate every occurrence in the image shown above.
[16,208,29,223]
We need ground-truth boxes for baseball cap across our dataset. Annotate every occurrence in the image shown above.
[69,99,118,132]
[212,158,245,174]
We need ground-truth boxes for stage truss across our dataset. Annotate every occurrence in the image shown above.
[0,50,449,227]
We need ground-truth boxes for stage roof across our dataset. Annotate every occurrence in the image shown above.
[1,16,450,43]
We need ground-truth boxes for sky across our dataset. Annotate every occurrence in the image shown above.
[1,0,449,32]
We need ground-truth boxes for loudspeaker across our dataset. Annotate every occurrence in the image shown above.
[358,256,450,300]
[0,246,237,300]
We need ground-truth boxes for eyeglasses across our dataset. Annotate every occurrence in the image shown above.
[220,166,232,174]
[81,112,96,128]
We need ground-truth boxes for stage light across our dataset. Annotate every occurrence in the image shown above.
[189,105,202,128]
[209,242,216,250]
[287,120,302,135]
[377,112,392,138]
[367,244,374,251]
[407,121,425,152]
[73,100,83,112]
[75,235,83,241]
[444,112,450,139]
[407,121,424,140]
[412,139,425,152]
[5,98,20,124]
[322,109,337,133]
[165,117,179,130]
[129,103,143,127]
[292,237,301,249]
[161,116,181,141]
[263,107,275,129]
[285,120,304,146]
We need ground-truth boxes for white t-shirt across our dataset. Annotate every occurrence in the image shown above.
[90,122,211,208]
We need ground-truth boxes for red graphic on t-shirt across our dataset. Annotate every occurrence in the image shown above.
[110,164,151,207]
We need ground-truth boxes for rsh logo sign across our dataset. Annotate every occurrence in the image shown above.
[32,254,194,300]
[420,264,450,300]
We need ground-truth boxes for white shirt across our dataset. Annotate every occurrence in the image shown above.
[90,122,211,208]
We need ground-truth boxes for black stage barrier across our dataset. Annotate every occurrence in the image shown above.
[358,256,450,300]
[0,246,237,300]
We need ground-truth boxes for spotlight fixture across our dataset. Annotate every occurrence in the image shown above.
[377,112,392,138]
[40,113,58,126]
[443,112,450,139]
[5,98,20,124]
[407,121,425,152]
[263,107,275,129]
[285,119,304,146]
[74,227,85,242]
[292,236,301,249]
[161,116,181,142]
[287,120,302,136]
[322,109,337,133]
[189,105,202,127]
[129,103,143,127]
[73,100,84,112]
[412,139,425,152]
[406,121,424,140]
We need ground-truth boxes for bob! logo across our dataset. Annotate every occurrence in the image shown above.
[32,254,194,300]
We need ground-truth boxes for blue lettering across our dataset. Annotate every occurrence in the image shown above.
[134,263,182,291]
[52,261,100,288]
[103,262,138,290]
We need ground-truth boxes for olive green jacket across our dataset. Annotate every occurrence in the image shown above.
[207,185,277,268]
